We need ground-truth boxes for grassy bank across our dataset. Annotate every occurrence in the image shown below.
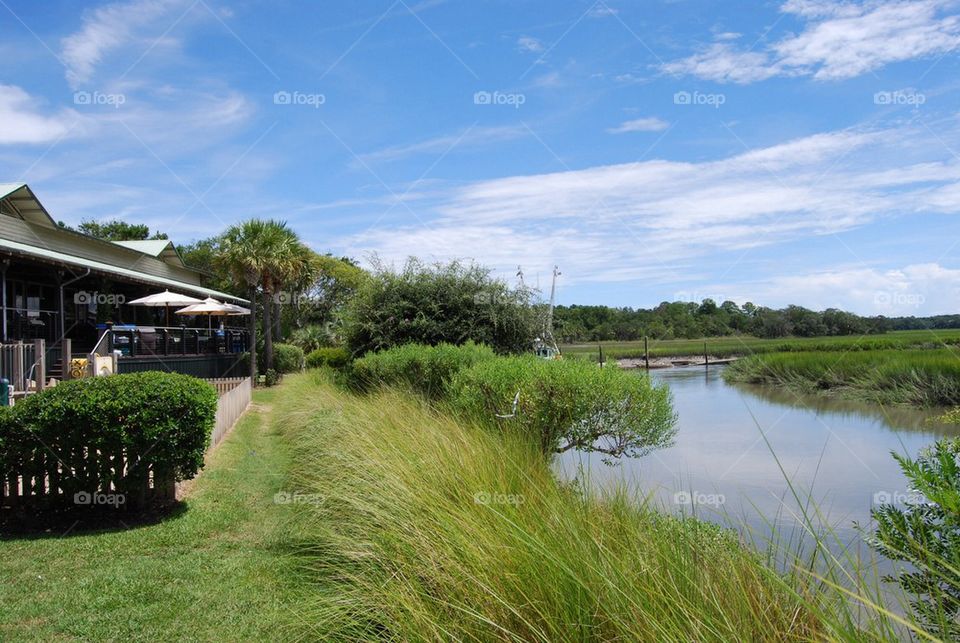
[724,348,960,407]
[0,386,308,641]
[562,328,960,361]
[277,371,908,641]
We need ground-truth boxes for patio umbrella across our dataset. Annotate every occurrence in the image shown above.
[223,303,251,316]
[128,290,203,326]
[175,297,234,330]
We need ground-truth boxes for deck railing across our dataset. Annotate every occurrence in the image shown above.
[94,326,249,358]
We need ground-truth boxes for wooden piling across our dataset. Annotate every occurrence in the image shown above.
[704,341,708,367]
[644,336,650,370]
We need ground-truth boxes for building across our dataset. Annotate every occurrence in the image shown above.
[0,183,250,384]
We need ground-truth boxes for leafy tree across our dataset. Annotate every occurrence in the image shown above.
[866,440,960,639]
[344,258,538,356]
[69,219,169,241]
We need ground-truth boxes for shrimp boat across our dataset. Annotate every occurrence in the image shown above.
[533,265,561,360]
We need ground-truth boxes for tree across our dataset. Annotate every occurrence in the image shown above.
[69,219,169,241]
[866,440,960,639]
[344,258,538,356]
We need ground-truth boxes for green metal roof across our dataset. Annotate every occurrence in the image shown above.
[0,235,248,303]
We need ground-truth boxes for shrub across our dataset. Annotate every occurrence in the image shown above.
[346,341,496,398]
[867,439,960,639]
[272,343,304,374]
[343,258,539,356]
[263,369,281,387]
[451,356,676,458]
[0,372,216,504]
[306,347,351,370]
[289,324,338,353]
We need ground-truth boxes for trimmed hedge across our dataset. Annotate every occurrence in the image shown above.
[272,343,305,374]
[306,347,352,370]
[0,372,217,504]
[450,356,676,457]
[346,341,495,398]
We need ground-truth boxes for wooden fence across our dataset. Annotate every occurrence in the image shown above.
[209,377,252,448]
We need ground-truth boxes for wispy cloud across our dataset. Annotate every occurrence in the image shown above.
[607,116,669,133]
[356,125,528,165]
[61,0,192,88]
[517,36,544,53]
[341,119,960,289]
[663,0,960,83]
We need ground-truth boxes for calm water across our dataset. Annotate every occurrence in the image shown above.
[560,365,960,546]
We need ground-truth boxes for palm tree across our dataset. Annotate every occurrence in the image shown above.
[218,219,301,375]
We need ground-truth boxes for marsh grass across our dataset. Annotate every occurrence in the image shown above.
[562,329,960,361]
[723,349,960,407]
[276,372,935,641]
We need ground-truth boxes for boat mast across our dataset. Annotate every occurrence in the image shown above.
[545,265,560,352]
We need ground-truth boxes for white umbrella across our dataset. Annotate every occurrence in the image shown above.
[128,290,203,326]
[175,297,234,330]
[223,303,251,316]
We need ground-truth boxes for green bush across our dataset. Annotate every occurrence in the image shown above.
[343,258,539,356]
[272,343,304,374]
[0,372,216,503]
[289,324,338,353]
[306,347,351,370]
[451,356,676,458]
[347,341,495,398]
[867,439,960,639]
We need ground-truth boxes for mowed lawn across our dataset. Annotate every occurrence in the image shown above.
[0,385,310,642]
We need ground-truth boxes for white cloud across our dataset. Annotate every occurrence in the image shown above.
[663,0,960,83]
[517,36,544,53]
[61,0,190,87]
[607,116,670,133]
[588,6,619,18]
[717,263,960,315]
[340,121,960,289]
[356,125,527,165]
[0,85,78,144]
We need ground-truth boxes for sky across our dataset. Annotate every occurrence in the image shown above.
[1,0,959,316]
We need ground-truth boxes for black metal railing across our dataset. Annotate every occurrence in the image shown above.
[92,326,249,359]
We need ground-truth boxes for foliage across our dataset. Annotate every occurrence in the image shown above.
[291,255,367,328]
[0,372,216,500]
[263,369,281,387]
[867,439,960,639]
[62,219,169,241]
[451,355,676,458]
[289,323,338,353]
[280,373,838,641]
[723,349,960,407]
[343,258,538,356]
[935,407,960,424]
[554,300,911,343]
[305,347,351,370]
[270,343,304,374]
[346,341,495,398]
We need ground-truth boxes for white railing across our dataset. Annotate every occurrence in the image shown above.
[209,377,252,448]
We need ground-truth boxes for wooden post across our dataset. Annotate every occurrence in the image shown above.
[598,343,603,367]
[34,339,45,391]
[644,336,650,370]
[13,342,23,392]
[704,341,708,367]
[62,338,72,381]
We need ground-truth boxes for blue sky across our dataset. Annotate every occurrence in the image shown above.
[2,0,960,315]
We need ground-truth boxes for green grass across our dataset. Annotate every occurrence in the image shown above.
[0,385,310,642]
[724,348,960,407]
[277,371,915,641]
[562,328,960,361]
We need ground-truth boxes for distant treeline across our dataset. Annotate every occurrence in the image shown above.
[554,300,960,342]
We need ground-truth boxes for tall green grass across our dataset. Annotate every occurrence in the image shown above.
[563,329,960,361]
[724,349,960,407]
[276,372,918,641]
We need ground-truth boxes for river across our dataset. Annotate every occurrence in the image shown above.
[559,365,960,550]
